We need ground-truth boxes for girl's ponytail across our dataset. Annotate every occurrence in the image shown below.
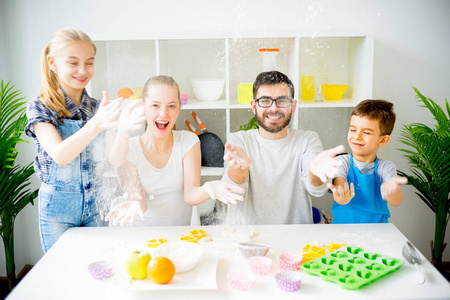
[40,43,69,117]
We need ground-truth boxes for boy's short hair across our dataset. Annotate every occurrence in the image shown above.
[352,99,396,135]
[253,71,295,99]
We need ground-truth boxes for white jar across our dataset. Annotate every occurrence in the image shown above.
[259,48,279,71]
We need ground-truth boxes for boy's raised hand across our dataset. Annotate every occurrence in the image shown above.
[381,176,408,200]
[310,145,345,182]
[328,181,355,205]
[223,144,251,170]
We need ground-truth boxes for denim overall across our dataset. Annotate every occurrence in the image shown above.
[38,111,105,253]
[332,155,390,223]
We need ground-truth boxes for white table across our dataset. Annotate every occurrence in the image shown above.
[7,224,450,300]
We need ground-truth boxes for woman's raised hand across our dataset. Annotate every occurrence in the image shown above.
[105,199,146,227]
[204,180,245,205]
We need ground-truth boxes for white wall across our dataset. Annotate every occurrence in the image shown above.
[0,0,449,276]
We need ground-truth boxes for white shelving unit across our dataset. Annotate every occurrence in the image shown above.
[90,35,374,177]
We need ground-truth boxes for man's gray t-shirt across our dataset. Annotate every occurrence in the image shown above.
[222,128,328,225]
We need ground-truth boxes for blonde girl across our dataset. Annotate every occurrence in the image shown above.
[25,28,122,252]
[105,75,244,226]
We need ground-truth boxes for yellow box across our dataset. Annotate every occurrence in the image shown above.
[238,83,253,104]
[301,76,315,101]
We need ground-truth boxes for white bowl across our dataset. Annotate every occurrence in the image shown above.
[152,241,204,273]
[190,78,224,101]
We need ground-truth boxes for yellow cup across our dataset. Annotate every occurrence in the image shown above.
[301,76,315,101]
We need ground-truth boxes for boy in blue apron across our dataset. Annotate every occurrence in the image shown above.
[328,100,408,223]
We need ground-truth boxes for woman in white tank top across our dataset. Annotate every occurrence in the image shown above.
[105,75,244,226]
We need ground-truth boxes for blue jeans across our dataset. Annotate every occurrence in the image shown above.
[39,183,102,252]
[39,117,105,253]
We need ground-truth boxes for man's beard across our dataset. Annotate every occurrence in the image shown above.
[255,108,292,133]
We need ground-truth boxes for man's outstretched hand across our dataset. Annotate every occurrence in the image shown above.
[310,145,345,183]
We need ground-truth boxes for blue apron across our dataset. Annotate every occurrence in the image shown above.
[332,155,390,223]
[38,107,105,253]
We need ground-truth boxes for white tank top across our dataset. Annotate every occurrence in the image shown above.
[126,130,199,226]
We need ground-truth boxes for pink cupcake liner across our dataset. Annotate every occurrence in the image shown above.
[88,261,113,280]
[180,94,188,105]
[248,256,272,275]
[227,271,253,290]
[279,253,303,271]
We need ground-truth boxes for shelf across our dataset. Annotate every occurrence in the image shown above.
[181,98,227,110]
[297,98,360,108]
[229,104,252,109]
[89,35,374,177]
[201,167,224,177]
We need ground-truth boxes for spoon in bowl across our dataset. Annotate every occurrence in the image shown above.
[402,241,426,285]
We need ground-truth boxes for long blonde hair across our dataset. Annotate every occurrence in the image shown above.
[40,28,96,117]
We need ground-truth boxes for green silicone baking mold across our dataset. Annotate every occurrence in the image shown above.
[300,245,404,289]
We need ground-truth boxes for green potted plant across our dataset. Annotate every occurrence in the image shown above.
[0,80,39,290]
[239,115,259,131]
[397,87,450,273]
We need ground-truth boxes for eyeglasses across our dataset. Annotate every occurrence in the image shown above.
[255,97,293,108]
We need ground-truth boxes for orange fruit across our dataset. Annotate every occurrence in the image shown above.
[147,257,175,284]
[118,87,133,99]
[189,229,206,240]
[180,235,198,243]
[147,238,168,248]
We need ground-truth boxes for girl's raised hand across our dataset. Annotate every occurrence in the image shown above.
[117,99,145,136]
[92,91,124,132]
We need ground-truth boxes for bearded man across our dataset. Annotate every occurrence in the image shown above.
[221,71,343,225]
